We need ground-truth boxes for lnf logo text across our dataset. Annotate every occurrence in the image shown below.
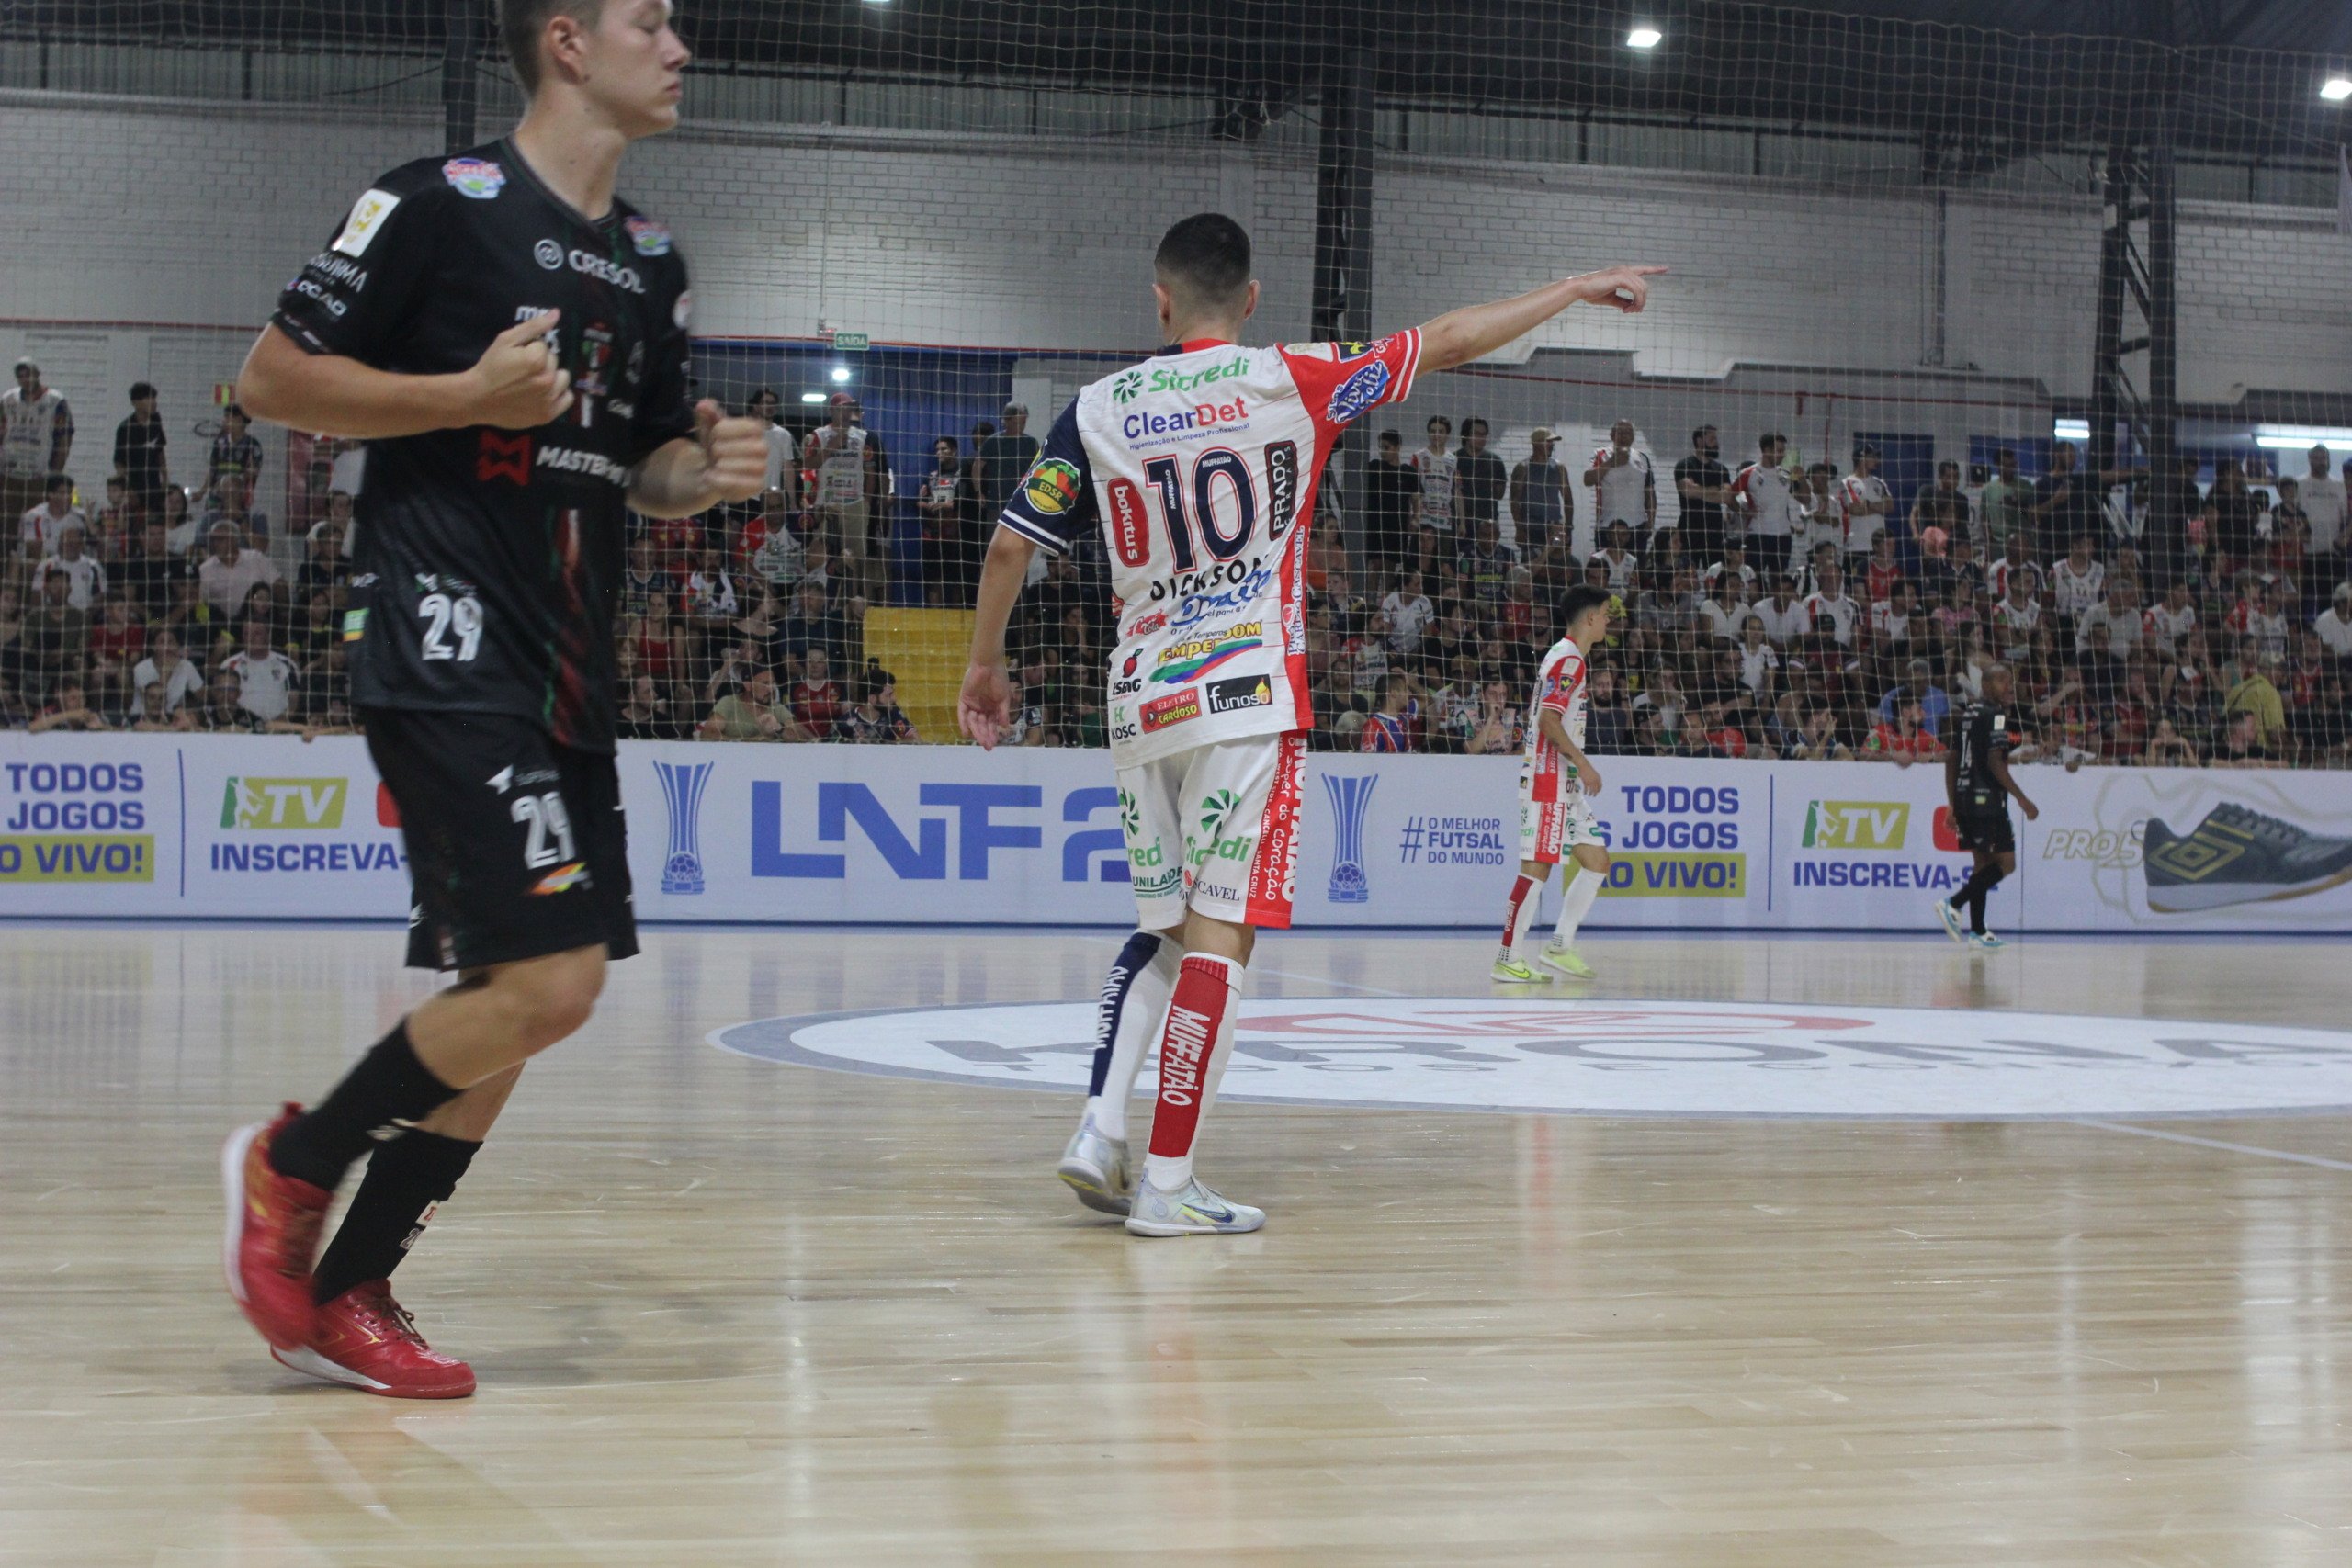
[751,782,1129,881]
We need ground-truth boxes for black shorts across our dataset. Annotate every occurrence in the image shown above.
[1951,805,2015,856]
[364,707,638,972]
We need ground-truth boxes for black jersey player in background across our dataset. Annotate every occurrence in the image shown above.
[220,0,764,1398]
[1936,662,2041,952]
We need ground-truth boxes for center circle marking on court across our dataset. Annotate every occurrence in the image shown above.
[709,998,2352,1121]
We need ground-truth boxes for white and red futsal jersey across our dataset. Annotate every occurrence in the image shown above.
[1517,634,1603,863]
[995,332,1421,767]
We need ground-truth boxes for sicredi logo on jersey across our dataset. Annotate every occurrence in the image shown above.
[1114,355,1250,404]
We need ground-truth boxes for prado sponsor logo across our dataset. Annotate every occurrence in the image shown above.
[1114,355,1250,405]
[713,998,2352,1121]
[537,446,628,484]
[1206,674,1272,714]
[567,249,646,294]
[1123,397,1250,446]
[1325,359,1393,424]
[220,776,345,829]
[1153,622,1262,682]
[0,760,153,883]
[1141,689,1202,733]
[442,157,505,199]
[1801,800,1909,851]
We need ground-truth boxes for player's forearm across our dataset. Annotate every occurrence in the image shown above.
[239,325,477,440]
[628,437,722,520]
[968,527,1035,664]
[1418,273,1621,372]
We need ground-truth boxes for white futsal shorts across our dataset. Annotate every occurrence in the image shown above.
[1116,732,1306,931]
[1519,786,1604,866]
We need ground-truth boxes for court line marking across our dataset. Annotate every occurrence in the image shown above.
[2075,1120,2352,1172]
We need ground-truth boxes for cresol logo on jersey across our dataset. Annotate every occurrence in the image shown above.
[208,773,406,874]
[1598,784,1746,897]
[1790,795,1967,890]
[0,760,153,883]
[747,779,1129,884]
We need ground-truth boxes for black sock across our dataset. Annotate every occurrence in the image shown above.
[1971,866,2007,934]
[312,1129,481,1303]
[269,1020,462,1191]
[1089,931,1163,1099]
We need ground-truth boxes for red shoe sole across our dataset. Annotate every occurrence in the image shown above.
[271,1344,476,1400]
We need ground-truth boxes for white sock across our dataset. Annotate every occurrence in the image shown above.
[1142,953,1243,1191]
[1091,939,1181,1143]
[1553,864,1603,948]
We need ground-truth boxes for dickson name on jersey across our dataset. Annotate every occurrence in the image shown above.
[996,332,1420,765]
[272,139,697,754]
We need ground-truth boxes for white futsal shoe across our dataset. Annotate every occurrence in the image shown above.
[1124,1175,1265,1238]
[1935,897,1969,945]
[1057,1116,1132,1217]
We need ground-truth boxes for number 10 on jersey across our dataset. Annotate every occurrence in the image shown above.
[1109,441,1298,570]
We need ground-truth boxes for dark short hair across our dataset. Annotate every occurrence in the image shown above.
[750,388,779,407]
[1463,417,1488,437]
[500,0,606,96]
[1560,584,1613,626]
[130,381,157,401]
[1153,213,1252,309]
[1995,446,2016,462]
[1692,425,1716,444]
[1377,429,1400,446]
[44,475,69,492]
[1760,432,1787,448]
[1427,414,1453,433]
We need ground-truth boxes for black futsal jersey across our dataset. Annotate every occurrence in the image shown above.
[272,139,696,753]
[1950,698,2012,817]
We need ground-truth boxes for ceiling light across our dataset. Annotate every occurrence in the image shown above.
[2052,419,2089,441]
[800,391,827,404]
[1625,25,1663,49]
[831,366,853,384]
[2321,76,2351,102]
[2254,424,2352,450]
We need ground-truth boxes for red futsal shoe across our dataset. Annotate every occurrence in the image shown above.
[221,1104,332,1351]
[274,1280,477,1399]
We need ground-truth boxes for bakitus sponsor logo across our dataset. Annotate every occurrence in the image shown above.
[1141,690,1201,733]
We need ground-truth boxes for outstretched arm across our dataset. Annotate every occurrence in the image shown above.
[957,526,1038,750]
[1417,266,1667,374]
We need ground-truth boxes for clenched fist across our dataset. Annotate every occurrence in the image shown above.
[467,310,573,428]
[693,400,768,504]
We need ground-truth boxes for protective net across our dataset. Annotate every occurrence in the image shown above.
[3,3,2348,764]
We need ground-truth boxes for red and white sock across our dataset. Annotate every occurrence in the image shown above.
[1143,953,1242,1191]
[1497,873,1541,964]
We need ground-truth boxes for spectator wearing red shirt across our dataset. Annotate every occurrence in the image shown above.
[636,601,680,684]
[1862,533,1904,607]
[1865,697,1945,763]
[85,591,146,714]
[1362,670,1423,752]
[791,645,844,738]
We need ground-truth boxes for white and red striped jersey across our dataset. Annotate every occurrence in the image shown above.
[997,332,1421,765]
[1520,636,1590,807]
[1841,472,1893,554]
[1731,461,1803,537]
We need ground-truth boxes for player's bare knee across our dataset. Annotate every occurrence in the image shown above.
[496,949,605,1053]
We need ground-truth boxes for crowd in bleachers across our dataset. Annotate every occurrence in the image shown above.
[6,356,2348,769]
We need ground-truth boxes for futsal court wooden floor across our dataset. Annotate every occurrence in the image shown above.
[5,921,2352,1567]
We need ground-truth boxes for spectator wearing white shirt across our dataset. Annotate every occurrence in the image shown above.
[1408,415,1457,538]
[1700,574,1751,642]
[1583,419,1656,555]
[2075,579,2142,658]
[1701,538,1758,598]
[1737,614,1781,696]
[1592,520,1641,592]
[196,521,280,618]
[1841,442,1894,561]
[131,626,204,716]
[2142,581,2198,659]
[2301,445,2346,613]
[1986,531,2038,603]
[1731,432,1801,577]
[36,522,106,610]
[2049,536,2106,628]
[1753,573,1811,647]
[1,358,74,524]
[1378,569,1435,657]
[2315,583,2352,660]
[748,389,800,504]
[1792,460,1845,562]
[221,616,299,722]
[1992,570,2041,654]
[1802,559,1859,649]
[19,474,85,558]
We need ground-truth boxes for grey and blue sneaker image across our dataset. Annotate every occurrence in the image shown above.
[2142,804,2352,912]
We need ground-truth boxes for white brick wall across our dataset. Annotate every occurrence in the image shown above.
[4,89,2345,515]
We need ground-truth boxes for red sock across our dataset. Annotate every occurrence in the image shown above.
[1499,874,1538,952]
[1147,954,1240,1163]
